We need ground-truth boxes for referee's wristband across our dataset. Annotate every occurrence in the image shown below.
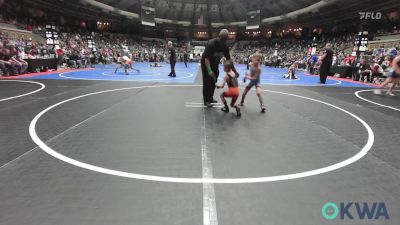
[207,67,213,75]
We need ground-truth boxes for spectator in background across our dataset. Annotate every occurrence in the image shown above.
[68,50,80,68]
[0,42,12,76]
[189,53,193,63]
[55,46,65,66]
[310,53,318,74]
[183,51,188,68]
[0,60,6,76]
[15,46,28,74]
[343,54,352,65]
[167,41,176,77]
[319,43,333,84]
[0,43,16,75]
[381,56,391,70]
[371,60,384,83]
[358,60,372,82]
[8,45,23,74]
[332,53,337,66]
[388,45,399,58]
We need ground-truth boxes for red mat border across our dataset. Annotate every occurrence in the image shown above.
[303,72,380,87]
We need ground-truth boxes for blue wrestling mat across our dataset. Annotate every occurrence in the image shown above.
[24,62,374,87]
[27,62,198,84]
[221,65,374,88]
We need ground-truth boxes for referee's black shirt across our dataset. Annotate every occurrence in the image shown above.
[201,38,230,68]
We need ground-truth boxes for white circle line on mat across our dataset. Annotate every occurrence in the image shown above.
[102,71,161,77]
[355,89,400,112]
[261,79,341,86]
[0,80,45,102]
[29,84,374,184]
[59,71,193,81]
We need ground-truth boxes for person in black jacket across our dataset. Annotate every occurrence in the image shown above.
[183,51,188,68]
[319,43,333,84]
[168,41,176,77]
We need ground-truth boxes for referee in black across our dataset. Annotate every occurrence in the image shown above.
[168,41,176,77]
[201,29,238,107]
[183,51,188,68]
[319,43,333,84]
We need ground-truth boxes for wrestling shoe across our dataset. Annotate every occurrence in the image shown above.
[221,106,229,113]
[204,102,213,108]
[235,107,241,117]
[261,105,266,113]
[387,92,395,96]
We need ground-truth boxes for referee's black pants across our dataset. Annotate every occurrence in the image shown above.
[319,62,331,84]
[201,64,219,104]
[169,60,176,76]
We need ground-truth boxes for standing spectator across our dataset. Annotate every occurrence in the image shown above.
[310,53,319,74]
[245,54,250,70]
[55,46,65,66]
[319,43,333,84]
[167,41,176,77]
[183,51,188,68]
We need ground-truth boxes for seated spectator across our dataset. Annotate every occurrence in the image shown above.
[6,44,27,75]
[343,54,355,66]
[371,61,384,83]
[358,60,372,82]
[0,42,16,76]
[0,57,11,76]
[381,56,391,71]
[68,51,80,68]
[14,46,28,74]
[387,46,399,58]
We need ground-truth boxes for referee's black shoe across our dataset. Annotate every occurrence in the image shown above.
[204,102,213,108]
